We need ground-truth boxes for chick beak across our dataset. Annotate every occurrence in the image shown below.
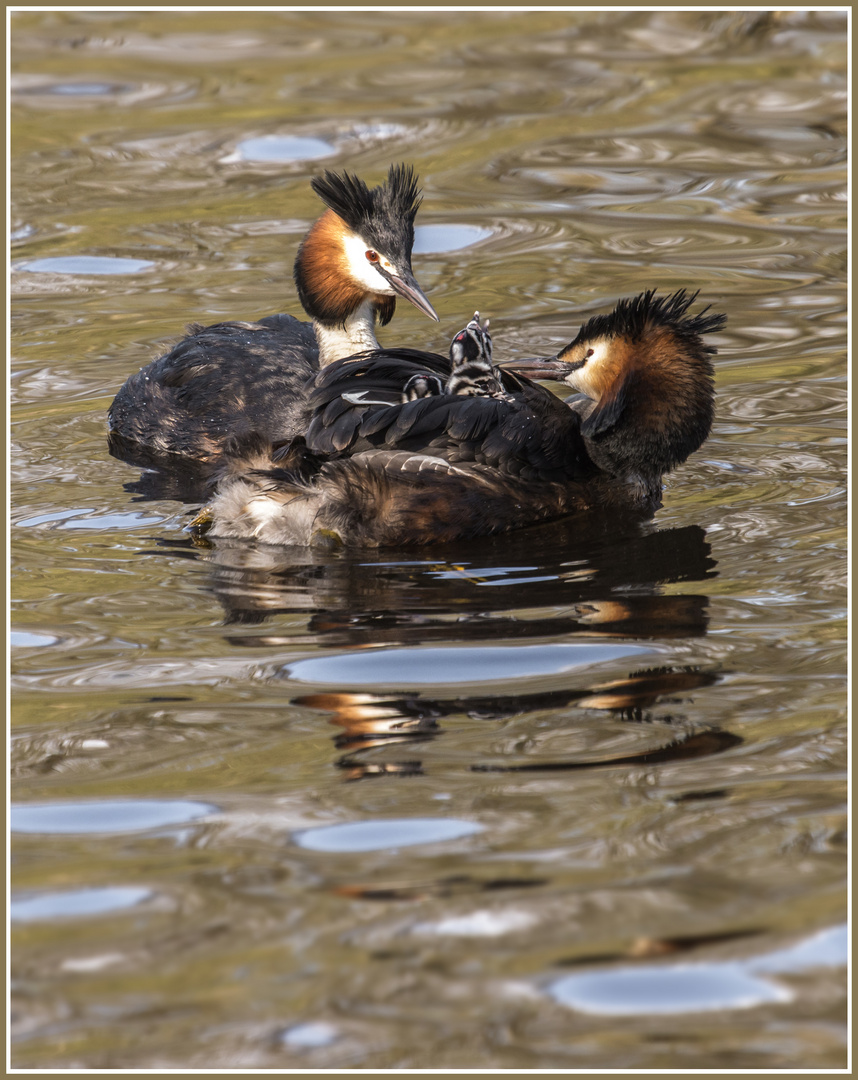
[378,265,439,322]
[499,356,573,382]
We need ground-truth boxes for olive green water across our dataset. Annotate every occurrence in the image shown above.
[10,9,848,1070]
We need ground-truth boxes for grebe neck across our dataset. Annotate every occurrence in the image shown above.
[313,300,381,366]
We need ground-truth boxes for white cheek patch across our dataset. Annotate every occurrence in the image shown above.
[569,339,611,399]
[341,231,395,294]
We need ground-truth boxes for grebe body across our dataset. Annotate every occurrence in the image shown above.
[108,165,438,467]
[193,289,724,548]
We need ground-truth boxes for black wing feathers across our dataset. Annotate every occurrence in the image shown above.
[303,347,593,481]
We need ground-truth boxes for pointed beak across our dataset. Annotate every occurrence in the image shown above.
[380,266,439,322]
[498,356,573,382]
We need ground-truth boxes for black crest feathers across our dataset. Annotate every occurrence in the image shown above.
[311,164,422,255]
[573,289,727,351]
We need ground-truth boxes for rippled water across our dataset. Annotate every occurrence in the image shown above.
[10,9,848,1070]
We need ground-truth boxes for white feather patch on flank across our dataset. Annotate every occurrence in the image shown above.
[244,494,287,535]
[207,481,319,546]
[249,494,319,545]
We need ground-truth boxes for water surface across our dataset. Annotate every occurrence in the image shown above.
[10,9,847,1070]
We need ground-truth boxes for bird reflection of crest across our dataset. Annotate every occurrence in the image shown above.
[296,666,739,782]
[146,516,738,779]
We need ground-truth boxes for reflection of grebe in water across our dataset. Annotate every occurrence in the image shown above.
[108,165,438,467]
[170,515,727,780]
[293,665,738,782]
[193,290,725,547]
[185,519,716,639]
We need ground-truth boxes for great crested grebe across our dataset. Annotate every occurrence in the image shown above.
[190,289,725,548]
[107,164,438,467]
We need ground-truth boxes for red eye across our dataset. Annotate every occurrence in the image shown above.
[585,348,594,359]
[365,250,379,263]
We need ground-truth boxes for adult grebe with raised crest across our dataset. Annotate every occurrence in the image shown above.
[108,164,438,468]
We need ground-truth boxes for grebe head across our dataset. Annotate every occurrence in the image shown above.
[510,289,725,489]
[450,311,493,369]
[294,164,438,328]
[445,311,506,398]
[398,312,495,402]
[401,372,445,402]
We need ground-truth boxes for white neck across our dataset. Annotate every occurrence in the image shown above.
[314,300,380,366]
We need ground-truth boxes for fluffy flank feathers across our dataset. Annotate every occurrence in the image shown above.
[212,433,324,486]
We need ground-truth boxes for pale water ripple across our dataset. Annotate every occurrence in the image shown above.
[10,8,846,1071]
